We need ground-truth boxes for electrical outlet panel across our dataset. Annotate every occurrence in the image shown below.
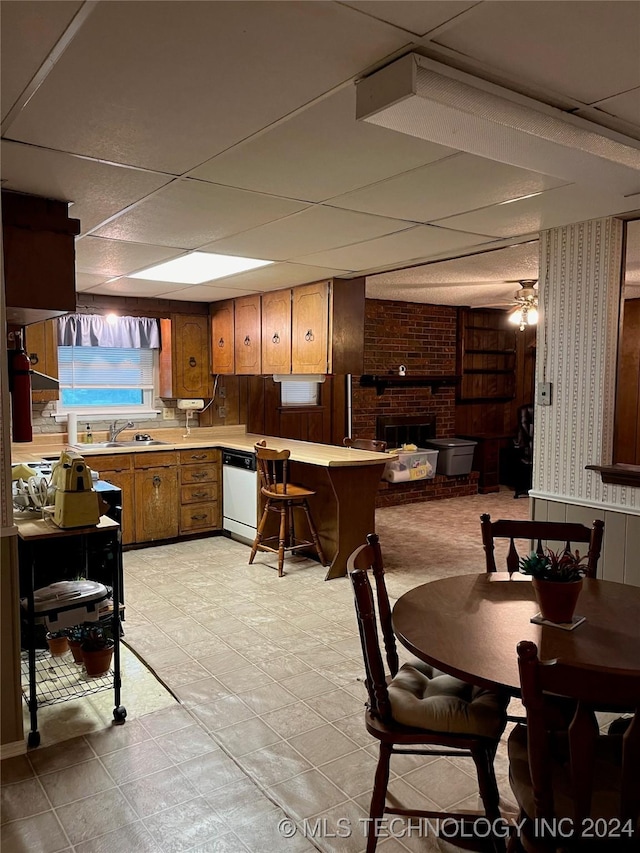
[176,398,205,411]
[219,386,226,399]
[218,406,227,419]
[538,382,552,406]
[162,407,176,420]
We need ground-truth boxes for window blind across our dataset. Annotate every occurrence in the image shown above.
[58,347,155,388]
[280,380,320,407]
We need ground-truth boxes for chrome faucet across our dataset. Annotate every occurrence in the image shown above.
[108,420,134,442]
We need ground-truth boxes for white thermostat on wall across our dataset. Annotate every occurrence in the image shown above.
[177,399,205,411]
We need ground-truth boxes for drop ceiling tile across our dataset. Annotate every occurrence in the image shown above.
[75,236,184,277]
[201,206,416,261]
[294,224,493,271]
[92,179,308,249]
[328,154,566,224]
[0,0,82,121]
[195,262,353,292]
[75,272,111,292]
[340,2,477,37]
[432,1,640,104]
[86,278,192,298]
[189,86,455,202]
[367,280,522,308]
[6,1,409,173]
[1,141,172,233]
[433,185,640,238]
[593,88,640,128]
[156,285,259,302]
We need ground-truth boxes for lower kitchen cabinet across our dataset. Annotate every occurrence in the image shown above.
[179,448,221,534]
[134,452,179,542]
[86,454,136,545]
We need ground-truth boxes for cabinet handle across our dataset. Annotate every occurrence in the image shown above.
[191,514,207,521]
[272,332,280,344]
[191,472,207,480]
[189,356,197,367]
[152,475,162,487]
[244,336,251,346]
[305,329,314,342]
[192,491,208,499]
[190,453,207,460]
[29,353,39,365]
[218,337,224,347]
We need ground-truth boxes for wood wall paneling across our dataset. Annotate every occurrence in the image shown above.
[613,298,640,464]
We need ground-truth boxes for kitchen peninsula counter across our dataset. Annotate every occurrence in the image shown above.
[12,428,392,579]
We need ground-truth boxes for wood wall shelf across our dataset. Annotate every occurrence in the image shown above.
[585,464,640,488]
[359,374,459,396]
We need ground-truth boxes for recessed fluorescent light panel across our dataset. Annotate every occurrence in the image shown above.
[131,252,272,284]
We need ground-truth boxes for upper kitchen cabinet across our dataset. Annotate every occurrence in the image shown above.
[24,319,60,402]
[210,300,235,375]
[262,289,291,374]
[159,314,212,399]
[291,278,365,375]
[234,295,262,375]
[2,191,80,325]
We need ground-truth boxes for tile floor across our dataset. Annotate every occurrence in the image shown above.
[2,489,533,853]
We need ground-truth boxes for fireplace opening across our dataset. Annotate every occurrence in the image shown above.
[376,415,436,449]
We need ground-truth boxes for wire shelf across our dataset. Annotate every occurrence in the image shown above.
[20,649,113,707]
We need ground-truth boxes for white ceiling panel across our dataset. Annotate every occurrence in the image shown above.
[0,0,82,121]
[341,2,478,37]
[434,185,640,239]
[0,141,172,233]
[366,280,522,307]
[193,262,353,292]
[593,88,640,128]
[85,278,194,298]
[154,285,261,302]
[75,237,185,277]
[432,1,640,105]
[92,179,309,249]
[5,1,410,173]
[329,154,567,223]
[294,224,493,271]
[188,86,455,202]
[75,272,111,292]
[200,206,415,261]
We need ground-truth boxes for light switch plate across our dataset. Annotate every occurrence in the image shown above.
[218,406,227,418]
[538,382,552,405]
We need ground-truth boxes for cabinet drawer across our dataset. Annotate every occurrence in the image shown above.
[179,448,219,465]
[134,451,178,469]
[180,502,219,533]
[89,453,133,473]
[181,483,219,504]
[180,464,217,485]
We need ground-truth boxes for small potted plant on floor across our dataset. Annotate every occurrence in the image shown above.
[46,630,69,657]
[519,548,589,623]
[80,624,114,677]
[65,625,84,664]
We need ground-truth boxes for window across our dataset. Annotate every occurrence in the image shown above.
[56,346,158,418]
[279,379,321,407]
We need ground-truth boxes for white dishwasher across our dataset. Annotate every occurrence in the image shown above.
[222,449,258,544]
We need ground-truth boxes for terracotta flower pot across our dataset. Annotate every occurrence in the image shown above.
[532,577,583,624]
[68,638,84,664]
[82,645,113,677]
[46,634,69,656]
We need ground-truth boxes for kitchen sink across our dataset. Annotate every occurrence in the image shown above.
[74,439,169,449]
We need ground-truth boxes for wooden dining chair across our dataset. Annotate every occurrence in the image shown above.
[480,515,604,578]
[349,534,508,853]
[249,441,327,577]
[508,640,640,852]
[343,437,387,452]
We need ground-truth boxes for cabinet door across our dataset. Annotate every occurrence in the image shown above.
[25,319,59,402]
[134,466,178,542]
[173,314,211,398]
[262,289,291,374]
[291,281,329,374]
[98,470,136,545]
[210,300,235,374]
[234,295,261,374]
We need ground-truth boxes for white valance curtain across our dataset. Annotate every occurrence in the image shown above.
[58,314,160,348]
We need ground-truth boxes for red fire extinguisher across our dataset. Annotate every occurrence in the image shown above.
[8,330,33,442]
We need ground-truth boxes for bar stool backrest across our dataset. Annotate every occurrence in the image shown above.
[254,441,291,494]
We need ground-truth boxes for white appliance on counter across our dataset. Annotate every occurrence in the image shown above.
[222,449,258,544]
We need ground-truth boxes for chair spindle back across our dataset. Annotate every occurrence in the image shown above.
[254,441,290,493]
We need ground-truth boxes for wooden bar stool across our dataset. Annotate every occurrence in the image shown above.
[249,441,327,577]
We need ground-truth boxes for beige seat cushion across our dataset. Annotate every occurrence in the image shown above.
[388,662,508,740]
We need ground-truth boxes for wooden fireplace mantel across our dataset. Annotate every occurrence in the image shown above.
[360,374,460,396]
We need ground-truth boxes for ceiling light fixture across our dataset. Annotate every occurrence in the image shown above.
[130,252,272,284]
[356,54,640,196]
[508,280,539,331]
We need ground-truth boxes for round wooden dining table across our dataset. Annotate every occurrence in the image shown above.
[392,573,640,696]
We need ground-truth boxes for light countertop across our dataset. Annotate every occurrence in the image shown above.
[12,426,394,468]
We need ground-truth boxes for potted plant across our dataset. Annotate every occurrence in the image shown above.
[80,625,114,677]
[46,630,69,657]
[519,548,589,623]
[65,625,84,664]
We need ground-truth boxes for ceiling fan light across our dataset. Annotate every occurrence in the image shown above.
[527,307,539,325]
[509,308,523,325]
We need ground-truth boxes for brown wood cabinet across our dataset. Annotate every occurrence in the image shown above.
[234,295,261,375]
[86,454,136,545]
[134,451,179,542]
[261,289,291,374]
[210,300,235,374]
[159,314,211,399]
[457,308,516,402]
[24,319,59,402]
[178,448,221,534]
[292,281,329,373]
